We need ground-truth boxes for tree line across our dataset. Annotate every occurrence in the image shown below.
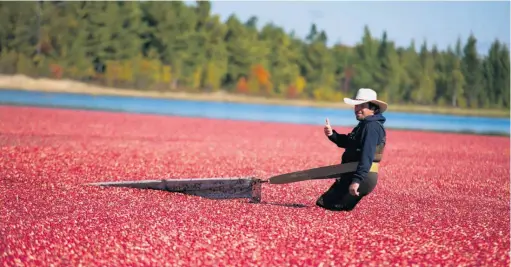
[0,1,509,109]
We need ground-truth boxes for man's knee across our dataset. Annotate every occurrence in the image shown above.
[316,203,357,212]
[315,197,360,212]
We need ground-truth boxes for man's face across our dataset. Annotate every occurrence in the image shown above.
[354,103,374,121]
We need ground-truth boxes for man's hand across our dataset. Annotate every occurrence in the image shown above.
[324,118,333,136]
[349,182,360,196]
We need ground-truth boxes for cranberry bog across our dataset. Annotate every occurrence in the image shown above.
[1,105,509,266]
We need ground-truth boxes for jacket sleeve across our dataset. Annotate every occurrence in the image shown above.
[328,130,350,148]
[352,123,380,184]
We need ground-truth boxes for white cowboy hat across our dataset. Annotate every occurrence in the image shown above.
[343,88,388,113]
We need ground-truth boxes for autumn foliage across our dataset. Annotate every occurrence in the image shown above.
[286,76,306,98]
[251,64,272,95]
[1,105,509,266]
[236,76,248,94]
[49,64,63,79]
[0,1,508,109]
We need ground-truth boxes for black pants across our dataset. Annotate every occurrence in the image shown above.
[316,172,378,211]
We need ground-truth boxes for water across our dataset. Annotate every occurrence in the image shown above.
[0,89,509,135]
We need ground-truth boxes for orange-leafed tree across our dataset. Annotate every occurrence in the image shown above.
[286,75,306,99]
[236,76,248,94]
[49,64,63,79]
[250,64,273,95]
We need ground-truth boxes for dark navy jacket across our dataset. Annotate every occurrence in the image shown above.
[327,113,386,184]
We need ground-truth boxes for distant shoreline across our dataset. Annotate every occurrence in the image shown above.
[1,102,509,137]
[0,74,509,118]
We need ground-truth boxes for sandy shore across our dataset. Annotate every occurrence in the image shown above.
[0,74,508,118]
